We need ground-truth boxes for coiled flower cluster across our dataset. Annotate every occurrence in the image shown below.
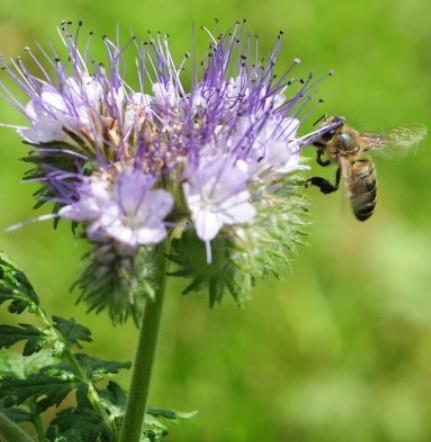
[0,20,337,321]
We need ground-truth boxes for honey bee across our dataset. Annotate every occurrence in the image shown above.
[306,116,427,221]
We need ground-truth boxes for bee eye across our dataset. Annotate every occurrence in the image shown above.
[322,129,336,141]
[337,132,355,151]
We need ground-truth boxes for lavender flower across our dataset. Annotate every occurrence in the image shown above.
[60,168,173,248]
[183,154,256,261]
[0,20,337,321]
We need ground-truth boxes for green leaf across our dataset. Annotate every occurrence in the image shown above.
[99,381,127,418]
[48,407,111,442]
[0,405,33,423]
[47,383,114,441]
[147,407,198,421]
[0,252,39,314]
[0,350,57,379]
[143,414,168,441]
[73,354,131,382]
[140,407,197,441]
[0,324,48,356]
[0,374,77,412]
[0,351,26,378]
[52,316,92,348]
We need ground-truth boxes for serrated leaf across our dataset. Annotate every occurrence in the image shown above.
[99,381,127,418]
[0,324,47,356]
[143,414,168,442]
[0,252,39,314]
[0,349,57,379]
[0,374,77,412]
[73,354,131,382]
[52,316,92,348]
[0,351,25,378]
[0,405,33,423]
[23,350,59,377]
[147,407,198,421]
[48,406,111,442]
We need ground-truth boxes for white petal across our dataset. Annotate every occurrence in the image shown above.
[105,223,137,247]
[138,189,173,223]
[114,171,149,214]
[18,116,65,143]
[221,196,256,225]
[136,225,167,244]
[130,92,151,106]
[41,88,67,114]
[193,210,223,241]
[24,101,37,120]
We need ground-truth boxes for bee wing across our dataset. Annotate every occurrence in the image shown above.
[361,123,427,157]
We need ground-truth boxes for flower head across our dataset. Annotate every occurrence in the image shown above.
[1,21,338,321]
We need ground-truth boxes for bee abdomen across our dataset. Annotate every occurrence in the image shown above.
[348,159,377,221]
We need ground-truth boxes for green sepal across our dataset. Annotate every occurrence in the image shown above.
[75,244,160,324]
[169,229,251,307]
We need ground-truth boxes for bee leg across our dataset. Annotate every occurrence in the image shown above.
[306,167,341,194]
[316,149,331,167]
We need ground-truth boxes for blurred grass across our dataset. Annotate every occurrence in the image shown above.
[1,0,431,440]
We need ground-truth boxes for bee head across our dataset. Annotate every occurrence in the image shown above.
[320,115,345,141]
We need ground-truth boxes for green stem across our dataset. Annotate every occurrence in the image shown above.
[0,411,34,442]
[63,350,113,433]
[29,402,45,442]
[35,308,114,436]
[119,241,170,442]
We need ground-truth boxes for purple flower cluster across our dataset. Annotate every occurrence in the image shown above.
[1,21,336,261]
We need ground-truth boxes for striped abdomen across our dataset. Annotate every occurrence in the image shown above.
[347,159,377,221]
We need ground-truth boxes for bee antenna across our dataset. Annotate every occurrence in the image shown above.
[313,113,327,127]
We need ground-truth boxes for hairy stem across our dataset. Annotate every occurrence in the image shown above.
[29,402,45,441]
[63,350,113,433]
[119,241,170,442]
[0,411,34,442]
[35,308,114,436]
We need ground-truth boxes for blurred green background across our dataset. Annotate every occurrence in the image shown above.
[1,0,431,440]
